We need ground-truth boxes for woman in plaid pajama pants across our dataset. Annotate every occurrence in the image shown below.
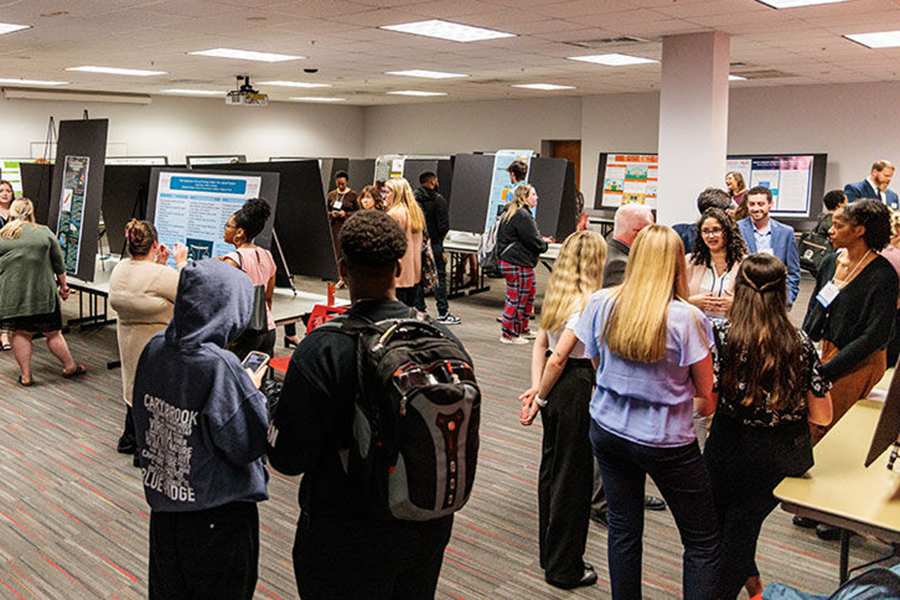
[496,184,551,344]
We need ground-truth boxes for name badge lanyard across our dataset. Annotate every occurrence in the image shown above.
[816,249,871,308]
[332,191,347,211]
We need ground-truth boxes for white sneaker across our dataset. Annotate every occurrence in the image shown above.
[499,335,528,345]
[521,330,537,340]
[436,313,461,325]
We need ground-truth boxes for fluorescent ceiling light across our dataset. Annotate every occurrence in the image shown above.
[513,83,576,90]
[756,0,850,7]
[0,23,30,36]
[386,69,468,79]
[3,88,151,104]
[568,53,658,66]
[289,97,346,102]
[188,48,305,62]
[160,89,223,95]
[258,80,331,88]
[67,65,166,76]
[387,90,447,97]
[0,78,67,86]
[380,19,515,43]
[729,75,747,81]
[844,30,900,48]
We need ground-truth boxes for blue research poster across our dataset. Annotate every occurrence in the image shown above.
[484,149,534,231]
[153,171,262,267]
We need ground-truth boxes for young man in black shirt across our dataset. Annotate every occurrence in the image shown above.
[268,210,455,599]
[414,170,460,324]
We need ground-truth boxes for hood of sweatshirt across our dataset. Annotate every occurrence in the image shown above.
[165,258,254,348]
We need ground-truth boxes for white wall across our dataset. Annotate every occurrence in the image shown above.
[0,96,365,163]
[362,97,582,157]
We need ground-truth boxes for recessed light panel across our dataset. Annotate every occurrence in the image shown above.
[844,30,900,48]
[188,48,305,62]
[728,75,747,81]
[387,90,447,97]
[0,78,67,86]
[380,20,515,43]
[160,89,223,96]
[386,70,469,79]
[513,83,576,90]
[568,53,658,66]
[0,23,30,36]
[67,66,167,76]
[289,97,346,102]
[756,0,850,7]
[258,81,331,88]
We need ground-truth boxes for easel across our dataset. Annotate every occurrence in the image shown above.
[272,229,297,297]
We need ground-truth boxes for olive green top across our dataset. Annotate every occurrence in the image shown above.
[0,224,65,319]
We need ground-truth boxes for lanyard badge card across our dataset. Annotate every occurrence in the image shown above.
[816,281,840,308]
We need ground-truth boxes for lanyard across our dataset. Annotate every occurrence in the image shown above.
[832,249,871,289]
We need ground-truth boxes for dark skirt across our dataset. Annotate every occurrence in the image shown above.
[1,302,63,333]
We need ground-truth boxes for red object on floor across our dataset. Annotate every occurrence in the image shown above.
[305,303,349,334]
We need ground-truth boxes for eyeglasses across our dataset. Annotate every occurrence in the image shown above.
[701,227,724,237]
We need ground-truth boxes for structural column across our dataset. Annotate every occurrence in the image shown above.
[656,32,730,226]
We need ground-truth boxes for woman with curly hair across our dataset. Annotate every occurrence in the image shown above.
[686,208,746,321]
[519,230,607,590]
[803,199,898,435]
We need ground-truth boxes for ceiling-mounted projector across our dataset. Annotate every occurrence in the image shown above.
[226,75,267,106]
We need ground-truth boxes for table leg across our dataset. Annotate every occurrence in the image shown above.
[839,528,851,583]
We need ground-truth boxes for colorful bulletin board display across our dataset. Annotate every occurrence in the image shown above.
[0,158,36,196]
[484,149,534,231]
[601,153,658,208]
[146,169,279,268]
[56,156,91,274]
[726,155,817,217]
[374,154,407,181]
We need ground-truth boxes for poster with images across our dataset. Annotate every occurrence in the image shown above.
[485,149,534,231]
[602,154,658,208]
[0,158,35,196]
[374,154,406,182]
[726,155,813,215]
[152,172,263,267]
[56,155,90,273]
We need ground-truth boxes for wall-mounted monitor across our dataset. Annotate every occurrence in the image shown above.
[186,155,247,168]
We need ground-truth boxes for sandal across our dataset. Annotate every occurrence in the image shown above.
[18,375,33,387]
[62,364,87,379]
[0,343,10,352]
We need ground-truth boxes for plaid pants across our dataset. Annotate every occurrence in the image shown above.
[499,260,535,337]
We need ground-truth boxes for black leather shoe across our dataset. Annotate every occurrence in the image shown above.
[547,568,598,590]
[117,437,136,455]
[793,516,819,529]
[816,523,842,541]
[590,508,608,527]
[644,495,666,511]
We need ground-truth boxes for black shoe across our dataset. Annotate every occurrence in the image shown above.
[132,453,140,468]
[816,523,843,541]
[590,508,608,527]
[117,437,136,455]
[793,515,819,529]
[583,561,594,571]
[644,495,666,511]
[547,567,598,590]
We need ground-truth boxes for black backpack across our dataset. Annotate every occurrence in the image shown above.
[799,231,833,276]
[322,310,480,521]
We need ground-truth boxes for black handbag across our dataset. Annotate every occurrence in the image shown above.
[798,232,833,277]
[234,250,268,334]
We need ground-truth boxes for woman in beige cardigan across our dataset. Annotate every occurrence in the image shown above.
[109,220,187,465]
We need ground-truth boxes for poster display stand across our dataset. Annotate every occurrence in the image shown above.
[48,119,109,282]
[20,162,53,225]
[485,150,534,231]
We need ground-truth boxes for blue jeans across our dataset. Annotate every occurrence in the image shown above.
[591,421,721,599]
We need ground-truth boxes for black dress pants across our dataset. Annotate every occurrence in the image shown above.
[293,513,453,599]
[538,358,594,583]
[149,502,259,600]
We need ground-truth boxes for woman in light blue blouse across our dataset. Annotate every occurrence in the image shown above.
[545,225,720,599]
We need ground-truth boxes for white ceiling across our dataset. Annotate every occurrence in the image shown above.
[0,0,897,105]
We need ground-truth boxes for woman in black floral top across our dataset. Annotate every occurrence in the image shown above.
[705,254,832,599]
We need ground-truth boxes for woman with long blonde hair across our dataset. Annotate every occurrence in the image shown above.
[384,178,425,308]
[519,230,606,589]
[0,198,85,386]
[496,183,550,343]
[562,225,720,599]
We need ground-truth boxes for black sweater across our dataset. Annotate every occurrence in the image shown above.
[414,186,450,246]
[802,252,899,379]
[497,208,548,268]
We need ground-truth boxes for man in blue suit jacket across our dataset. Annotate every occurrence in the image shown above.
[844,160,898,210]
[737,186,801,306]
